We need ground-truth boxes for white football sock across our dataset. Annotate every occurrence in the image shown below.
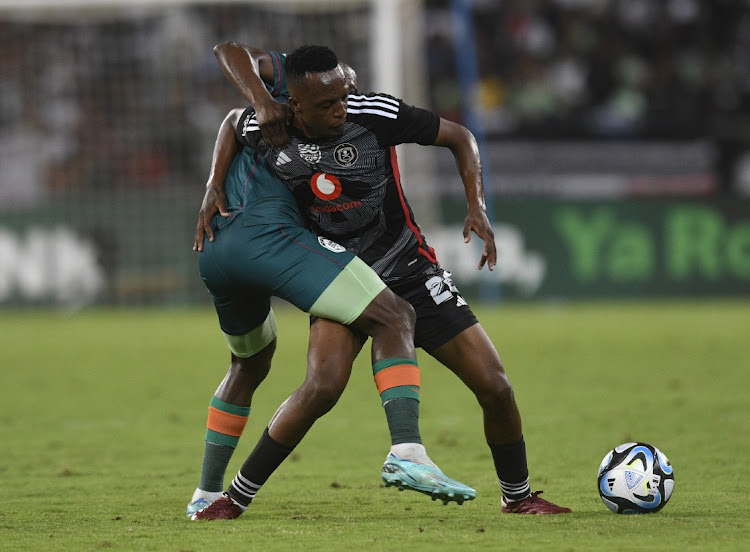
[190,488,224,504]
[390,443,438,468]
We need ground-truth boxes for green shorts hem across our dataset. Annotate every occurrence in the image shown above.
[308,257,386,325]
[223,309,277,357]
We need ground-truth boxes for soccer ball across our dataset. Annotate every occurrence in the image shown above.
[597,442,674,514]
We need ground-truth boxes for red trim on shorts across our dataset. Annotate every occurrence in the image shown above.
[389,146,437,264]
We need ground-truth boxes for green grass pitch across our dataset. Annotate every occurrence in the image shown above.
[1,300,749,551]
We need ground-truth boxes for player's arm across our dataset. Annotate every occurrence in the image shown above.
[213,41,292,147]
[433,118,496,271]
[193,108,244,252]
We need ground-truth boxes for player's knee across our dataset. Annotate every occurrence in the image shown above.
[299,377,345,416]
[380,292,416,333]
[355,289,415,339]
[475,370,514,408]
[232,347,274,385]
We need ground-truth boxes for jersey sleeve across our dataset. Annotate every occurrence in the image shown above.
[235,107,261,148]
[235,51,288,147]
[392,101,441,145]
[349,93,440,146]
[266,51,288,98]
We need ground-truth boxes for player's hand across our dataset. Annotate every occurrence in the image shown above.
[193,185,229,252]
[463,208,497,270]
[255,99,293,148]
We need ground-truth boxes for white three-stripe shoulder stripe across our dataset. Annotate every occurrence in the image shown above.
[347,94,399,119]
[241,113,260,133]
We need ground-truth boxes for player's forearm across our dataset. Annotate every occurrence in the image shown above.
[206,109,242,190]
[435,119,487,214]
[455,143,487,215]
[213,41,275,106]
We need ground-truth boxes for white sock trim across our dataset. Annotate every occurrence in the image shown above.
[190,488,224,503]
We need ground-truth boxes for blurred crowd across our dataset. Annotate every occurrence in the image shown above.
[0,5,370,208]
[1,0,749,208]
[426,0,749,141]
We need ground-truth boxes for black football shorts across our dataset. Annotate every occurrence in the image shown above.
[311,265,478,352]
[392,266,478,352]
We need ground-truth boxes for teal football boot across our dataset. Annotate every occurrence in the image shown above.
[381,453,476,505]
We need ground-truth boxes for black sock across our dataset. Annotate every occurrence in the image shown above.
[227,427,294,507]
[489,438,531,501]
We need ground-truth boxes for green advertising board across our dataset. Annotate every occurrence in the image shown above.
[0,189,203,307]
[437,198,750,300]
[1,196,748,306]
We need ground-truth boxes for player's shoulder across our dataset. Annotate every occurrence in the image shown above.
[349,91,399,103]
[347,92,401,120]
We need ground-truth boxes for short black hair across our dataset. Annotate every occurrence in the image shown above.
[285,45,339,87]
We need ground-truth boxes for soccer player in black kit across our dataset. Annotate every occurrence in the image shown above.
[192,43,570,519]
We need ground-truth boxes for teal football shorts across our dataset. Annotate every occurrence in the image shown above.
[199,211,385,354]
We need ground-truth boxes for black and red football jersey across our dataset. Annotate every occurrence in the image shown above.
[237,92,441,284]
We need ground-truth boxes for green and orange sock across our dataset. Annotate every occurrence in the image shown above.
[198,396,250,492]
[372,358,421,445]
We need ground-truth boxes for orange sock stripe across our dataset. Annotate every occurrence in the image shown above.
[207,406,249,437]
[374,364,420,394]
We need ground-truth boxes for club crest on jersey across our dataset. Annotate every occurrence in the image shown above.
[298,143,322,164]
[334,143,358,167]
[311,172,342,200]
[318,236,346,253]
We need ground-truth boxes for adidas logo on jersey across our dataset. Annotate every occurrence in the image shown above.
[276,152,292,166]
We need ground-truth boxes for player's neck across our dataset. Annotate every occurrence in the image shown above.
[291,117,326,141]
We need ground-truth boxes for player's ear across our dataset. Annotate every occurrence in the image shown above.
[289,97,301,113]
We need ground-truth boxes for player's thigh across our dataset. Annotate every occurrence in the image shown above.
[393,267,479,352]
[392,266,508,385]
[429,323,508,393]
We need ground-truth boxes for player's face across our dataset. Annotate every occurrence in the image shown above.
[291,67,349,139]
